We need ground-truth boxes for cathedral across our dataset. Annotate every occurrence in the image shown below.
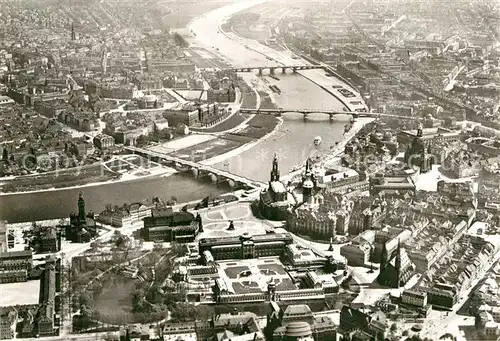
[66,192,97,243]
[259,155,291,220]
[404,124,433,173]
[377,240,415,288]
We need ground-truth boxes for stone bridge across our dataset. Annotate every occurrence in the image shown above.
[238,108,420,121]
[123,146,265,190]
[225,64,325,75]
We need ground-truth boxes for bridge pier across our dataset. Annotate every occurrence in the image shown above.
[303,113,308,121]
[258,68,263,75]
[191,168,199,178]
[270,68,275,75]
[209,173,218,183]
[292,68,297,73]
[329,113,334,121]
[281,67,286,74]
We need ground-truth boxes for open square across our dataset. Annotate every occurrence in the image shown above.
[0,280,40,307]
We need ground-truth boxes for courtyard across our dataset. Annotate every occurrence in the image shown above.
[218,258,298,294]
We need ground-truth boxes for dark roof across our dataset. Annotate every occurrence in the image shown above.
[340,306,370,331]
[145,211,195,227]
[0,250,33,259]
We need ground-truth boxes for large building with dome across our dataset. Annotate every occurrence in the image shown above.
[266,304,336,341]
[259,155,292,220]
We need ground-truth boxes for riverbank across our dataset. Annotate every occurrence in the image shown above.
[0,157,176,197]
[201,116,284,166]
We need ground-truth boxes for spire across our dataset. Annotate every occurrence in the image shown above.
[395,238,402,287]
[378,241,388,283]
[270,153,280,182]
[78,192,86,222]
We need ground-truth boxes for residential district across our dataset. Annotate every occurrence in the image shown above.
[0,0,500,341]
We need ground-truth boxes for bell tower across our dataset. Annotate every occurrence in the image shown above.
[270,154,280,182]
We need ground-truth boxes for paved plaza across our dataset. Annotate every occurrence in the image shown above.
[198,202,274,239]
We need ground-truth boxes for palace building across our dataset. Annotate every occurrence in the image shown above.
[199,232,294,262]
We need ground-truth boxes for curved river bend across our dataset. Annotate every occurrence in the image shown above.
[0,0,349,223]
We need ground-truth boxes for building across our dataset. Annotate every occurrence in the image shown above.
[402,125,460,173]
[195,312,264,341]
[98,202,151,227]
[199,232,294,262]
[37,261,57,336]
[267,304,336,341]
[369,174,416,197]
[32,225,61,253]
[0,269,27,283]
[287,206,336,240]
[57,111,98,132]
[142,208,199,243]
[137,94,163,109]
[340,236,371,266]
[0,250,33,273]
[0,221,7,252]
[259,155,291,221]
[339,306,387,339]
[401,289,428,308]
[66,193,97,243]
[0,310,17,340]
[93,133,115,150]
[304,271,339,294]
[377,240,415,288]
[163,102,226,127]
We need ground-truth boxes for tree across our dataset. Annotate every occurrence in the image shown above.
[390,323,397,332]
[2,148,8,162]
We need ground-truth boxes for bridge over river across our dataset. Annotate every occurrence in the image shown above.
[124,146,265,190]
[238,108,420,120]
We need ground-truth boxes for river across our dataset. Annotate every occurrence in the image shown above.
[0,0,350,222]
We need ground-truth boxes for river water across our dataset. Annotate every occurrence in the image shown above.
[0,0,348,223]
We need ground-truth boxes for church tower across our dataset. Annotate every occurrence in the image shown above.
[270,154,280,182]
[378,242,388,283]
[395,239,402,287]
[416,123,423,138]
[78,192,86,223]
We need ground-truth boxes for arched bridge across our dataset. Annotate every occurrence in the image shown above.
[238,108,420,120]
[224,64,325,75]
[123,146,265,190]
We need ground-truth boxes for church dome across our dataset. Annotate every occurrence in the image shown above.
[303,179,314,189]
[285,322,312,337]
